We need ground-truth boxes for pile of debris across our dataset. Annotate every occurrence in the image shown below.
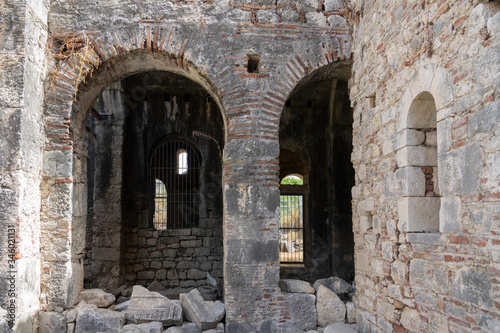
[39,281,224,333]
[37,275,355,332]
[278,276,356,332]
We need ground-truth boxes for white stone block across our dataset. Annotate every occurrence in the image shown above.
[359,215,372,231]
[488,11,500,36]
[429,66,454,110]
[438,143,481,195]
[397,146,437,167]
[396,167,426,197]
[436,107,453,123]
[357,198,374,214]
[382,135,396,155]
[396,129,425,148]
[440,196,462,232]
[408,64,435,99]
[397,89,414,132]
[425,130,437,146]
[398,197,440,232]
[437,118,452,153]
[469,3,500,37]
[401,307,421,332]
[43,150,73,178]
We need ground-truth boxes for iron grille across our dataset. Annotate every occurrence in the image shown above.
[279,195,304,263]
[150,140,201,229]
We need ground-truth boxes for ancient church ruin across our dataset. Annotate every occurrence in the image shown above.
[0,0,499,332]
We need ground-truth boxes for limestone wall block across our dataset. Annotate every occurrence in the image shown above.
[398,197,440,232]
[385,167,426,197]
[400,307,420,332]
[438,143,481,195]
[439,196,462,232]
[397,146,437,168]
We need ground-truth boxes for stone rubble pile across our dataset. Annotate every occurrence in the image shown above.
[38,282,225,333]
[38,276,355,332]
[279,276,357,332]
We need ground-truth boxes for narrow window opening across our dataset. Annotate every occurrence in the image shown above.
[154,179,168,230]
[177,149,188,175]
[280,174,304,263]
[247,54,260,73]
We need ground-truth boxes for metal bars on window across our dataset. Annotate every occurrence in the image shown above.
[279,195,304,263]
[150,140,201,229]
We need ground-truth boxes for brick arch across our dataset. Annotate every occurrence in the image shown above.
[256,37,353,142]
[40,25,228,309]
[47,26,228,145]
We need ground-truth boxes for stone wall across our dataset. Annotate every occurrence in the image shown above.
[123,224,223,290]
[348,0,500,331]
[0,0,49,331]
[40,1,353,330]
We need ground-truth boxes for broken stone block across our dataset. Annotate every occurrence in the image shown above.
[206,273,217,287]
[215,322,224,333]
[279,279,315,294]
[117,296,130,304]
[75,304,125,333]
[66,307,78,323]
[279,323,303,333]
[346,301,356,324]
[147,281,167,292]
[38,311,66,333]
[164,327,184,333]
[180,289,225,330]
[115,300,130,312]
[316,285,346,327]
[126,285,182,326]
[78,288,116,308]
[121,325,143,333]
[122,287,134,297]
[179,322,202,333]
[122,321,163,333]
[198,285,218,301]
[113,285,128,297]
[282,292,316,331]
[313,277,353,295]
[323,322,357,333]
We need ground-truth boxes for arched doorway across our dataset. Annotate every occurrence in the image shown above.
[40,49,226,310]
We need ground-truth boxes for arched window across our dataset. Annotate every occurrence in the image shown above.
[150,140,201,229]
[280,174,305,263]
[177,149,188,175]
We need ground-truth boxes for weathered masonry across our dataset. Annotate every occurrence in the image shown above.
[0,0,499,332]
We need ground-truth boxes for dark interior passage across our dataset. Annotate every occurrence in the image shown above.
[279,78,355,283]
